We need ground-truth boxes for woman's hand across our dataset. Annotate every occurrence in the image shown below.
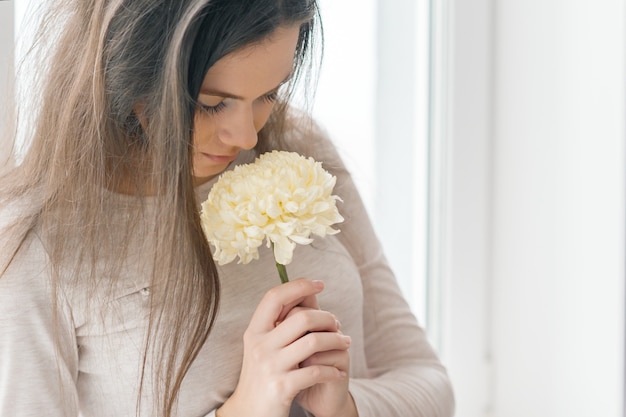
[296,334,357,417]
[216,278,351,417]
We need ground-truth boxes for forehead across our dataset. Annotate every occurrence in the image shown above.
[199,25,301,97]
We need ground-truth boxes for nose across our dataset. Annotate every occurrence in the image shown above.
[218,107,259,150]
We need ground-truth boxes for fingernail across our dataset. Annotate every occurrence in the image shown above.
[342,335,351,345]
[336,319,342,330]
[312,280,324,290]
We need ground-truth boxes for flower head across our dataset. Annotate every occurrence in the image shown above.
[200,150,344,267]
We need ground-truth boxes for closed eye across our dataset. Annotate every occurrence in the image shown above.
[198,100,227,115]
[261,90,279,103]
[197,84,283,116]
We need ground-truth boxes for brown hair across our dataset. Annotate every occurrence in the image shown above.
[0,0,321,415]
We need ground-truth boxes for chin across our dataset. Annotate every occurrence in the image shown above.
[193,167,225,183]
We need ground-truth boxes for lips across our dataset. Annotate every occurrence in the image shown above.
[200,152,238,163]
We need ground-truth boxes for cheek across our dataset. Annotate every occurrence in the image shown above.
[193,112,217,144]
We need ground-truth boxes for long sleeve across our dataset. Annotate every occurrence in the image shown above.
[0,232,80,416]
[288,123,455,417]
[339,158,454,416]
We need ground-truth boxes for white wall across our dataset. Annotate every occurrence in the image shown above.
[490,1,625,416]
[0,2,12,83]
[0,2,14,107]
[434,0,494,414]
[0,0,14,166]
[373,0,426,317]
[442,1,625,416]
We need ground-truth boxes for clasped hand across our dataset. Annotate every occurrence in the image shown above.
[216,278,355,417]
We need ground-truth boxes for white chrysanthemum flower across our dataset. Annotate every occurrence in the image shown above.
[200,151,344,276]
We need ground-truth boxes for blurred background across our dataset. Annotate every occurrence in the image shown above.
[1,0,624,416]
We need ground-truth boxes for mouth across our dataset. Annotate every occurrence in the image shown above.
[200,152,239,163]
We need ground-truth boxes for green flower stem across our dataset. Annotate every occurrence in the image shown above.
[270,242,289,283]
[276,262,289,284]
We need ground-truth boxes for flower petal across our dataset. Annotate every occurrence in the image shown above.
[200,151,344,267]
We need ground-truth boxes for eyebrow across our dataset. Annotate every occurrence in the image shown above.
[199,73,293,99]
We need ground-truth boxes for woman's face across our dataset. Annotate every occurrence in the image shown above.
[192,25,301,184]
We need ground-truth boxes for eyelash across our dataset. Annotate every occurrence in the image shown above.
[199,101,227,115]
[198,91,279,115]
[262,91,279,103]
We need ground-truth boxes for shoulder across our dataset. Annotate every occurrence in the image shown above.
[0,229,54,315]
[0,188,45,275]
[0,190,79,307]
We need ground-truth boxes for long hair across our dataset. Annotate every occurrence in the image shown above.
[0,0,321,415]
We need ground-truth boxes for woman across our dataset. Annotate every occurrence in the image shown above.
[0,1,455,416]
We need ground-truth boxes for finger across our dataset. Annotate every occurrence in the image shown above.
[286,364,348,392]
[275,279,322,323]
[281,305,340,325]
[249,278,324,333]
[294,282,321,310]
[299,350,350,372]
[281,305,311,322]
[284,332,351,365]
[271,309,340,348]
